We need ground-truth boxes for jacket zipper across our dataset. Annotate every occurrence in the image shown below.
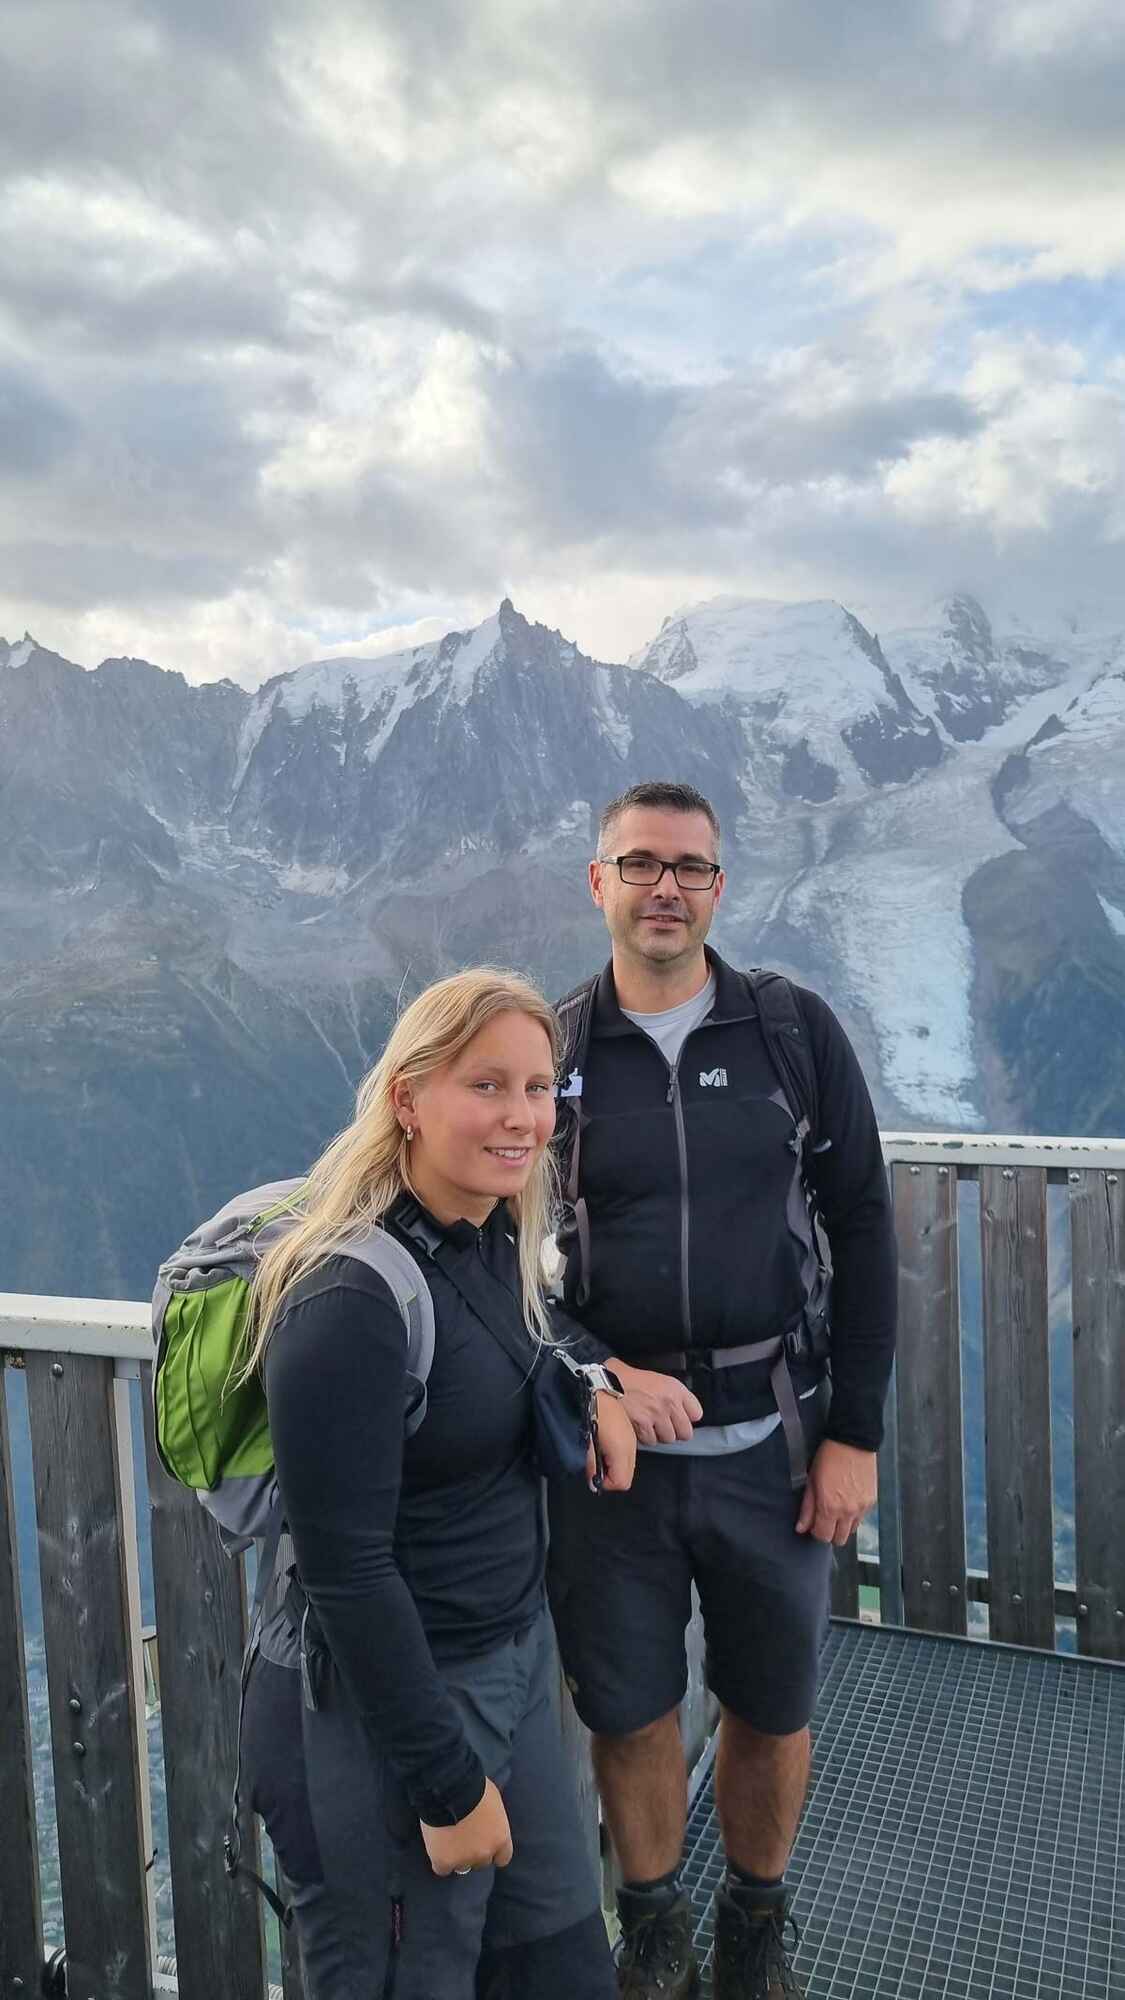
[661,1015,727,1352]
[665,1056,693,1349]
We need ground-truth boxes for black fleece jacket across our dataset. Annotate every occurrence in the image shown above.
[264,1199,603,1828]
[556,950,897,1450]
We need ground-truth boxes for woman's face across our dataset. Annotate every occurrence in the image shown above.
[398,1011,557,1226]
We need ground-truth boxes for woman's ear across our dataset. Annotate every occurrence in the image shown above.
[391,1077,417,1131]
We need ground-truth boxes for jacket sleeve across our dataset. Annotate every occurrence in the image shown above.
[798,988,897,1451]
[549,1301,614,1368]
[264,1263,487,1825]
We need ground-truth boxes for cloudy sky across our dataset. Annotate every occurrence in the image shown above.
[2,0,1124,683]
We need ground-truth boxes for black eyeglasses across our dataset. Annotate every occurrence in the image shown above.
[603,854,721,891]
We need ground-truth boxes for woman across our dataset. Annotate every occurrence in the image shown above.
[239,968,634,2000]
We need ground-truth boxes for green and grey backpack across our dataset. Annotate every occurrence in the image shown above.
[152,1176,437,1921]
[152,1175,436,1547]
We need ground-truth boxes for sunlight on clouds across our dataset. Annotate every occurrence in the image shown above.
[609,138,777,220]
[275,15,417,172]
[261,327,489,499]
[476,85,603,194]
[0,174,214,276]
[884,337,1125,536]
[985,0,1125,58]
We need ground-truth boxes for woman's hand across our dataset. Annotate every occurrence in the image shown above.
[587,1388,637,1492]
[420,1777,513,1876]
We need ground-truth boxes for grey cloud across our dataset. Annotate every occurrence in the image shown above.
[726,478,1125,635]
[366,0,1125,183]
[489,349,706,537]
[484,347,982,550]
[0,1,323,233]
[672,387,983,486]
[0,254,297,355]
[99,375,263,491]
[0,538,241,609]
[2,0,1124,654]
[0,365,78,475]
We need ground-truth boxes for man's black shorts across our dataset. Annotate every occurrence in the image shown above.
[547,1384,833,1738]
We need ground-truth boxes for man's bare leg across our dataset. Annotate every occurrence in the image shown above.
[714,1707,811,1880]
[592,1709,686,1881]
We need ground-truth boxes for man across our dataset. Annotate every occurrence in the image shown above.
[549,780,897,2000]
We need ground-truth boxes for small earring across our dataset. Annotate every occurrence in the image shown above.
[405,1125,414,1142]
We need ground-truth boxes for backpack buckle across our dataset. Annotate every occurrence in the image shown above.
[785,1324,808,1363]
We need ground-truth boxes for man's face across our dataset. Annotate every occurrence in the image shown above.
[589,806,725,967]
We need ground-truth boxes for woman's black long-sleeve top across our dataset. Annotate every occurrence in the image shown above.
[263,1198,601,1829]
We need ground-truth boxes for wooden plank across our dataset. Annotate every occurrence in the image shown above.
[856,1556,1088,1621]
[1069,1169,1125,1661]
[113,1376,159,1945]
[0,1360,43,1995]
[25,1350,151,2000]
[830,1537,860,1619]
[141,1366,267,2000]
[980,1166,1055,1648]
[893,1164,967,1634]
[882,1134,1125,1171]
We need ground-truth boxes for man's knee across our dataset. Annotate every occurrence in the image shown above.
[592,1706,683,1767]
[720,1705,811,1751]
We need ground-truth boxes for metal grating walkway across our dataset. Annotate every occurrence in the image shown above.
[682,1623,1125,1999]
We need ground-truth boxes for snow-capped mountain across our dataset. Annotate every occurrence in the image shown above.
[1,592,1122,1299]
[630,597,941,800]
[882,595,1104,743]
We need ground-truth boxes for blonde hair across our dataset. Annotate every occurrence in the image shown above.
[243,968,560,1377]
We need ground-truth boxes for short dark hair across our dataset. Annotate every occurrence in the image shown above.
[598,781,721,856]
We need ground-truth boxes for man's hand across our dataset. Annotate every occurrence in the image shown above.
[795,1439,877,1545]
[606,1360,704,1445]
[586,1389,638,1491]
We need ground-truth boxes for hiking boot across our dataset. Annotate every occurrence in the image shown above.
[713,1884,804,1999]
[615,1890,700,1996]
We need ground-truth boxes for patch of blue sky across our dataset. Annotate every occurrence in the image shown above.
[558,222,886,382]
[967,272,1125,377]
[285,603,449,647]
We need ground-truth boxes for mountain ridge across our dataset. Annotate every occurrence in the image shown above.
[1,588,1123,1301]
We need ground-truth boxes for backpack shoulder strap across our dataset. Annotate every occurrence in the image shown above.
[746,968,823,1149]
[554,975,598,1105]
[553,977,599,1305]
[335,1226,437,1436]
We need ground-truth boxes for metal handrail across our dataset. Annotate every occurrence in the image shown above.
[2,1130,1122,1363]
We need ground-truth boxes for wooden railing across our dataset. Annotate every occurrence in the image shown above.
[831,1133,1125,1660]
[2,1131,1123,1998]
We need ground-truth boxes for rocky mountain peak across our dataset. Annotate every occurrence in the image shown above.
[940,593,995,665]
[1,633,46,671]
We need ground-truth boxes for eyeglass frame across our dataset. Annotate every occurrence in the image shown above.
[600,853,722,891]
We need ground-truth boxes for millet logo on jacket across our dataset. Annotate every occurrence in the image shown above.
[699,1067,728,1087]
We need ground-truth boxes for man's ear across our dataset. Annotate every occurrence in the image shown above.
[589,858,605,909]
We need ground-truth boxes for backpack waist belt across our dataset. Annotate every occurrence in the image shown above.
[628,1315,829,1490]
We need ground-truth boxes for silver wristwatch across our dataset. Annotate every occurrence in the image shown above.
[577,1361,626,1399]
